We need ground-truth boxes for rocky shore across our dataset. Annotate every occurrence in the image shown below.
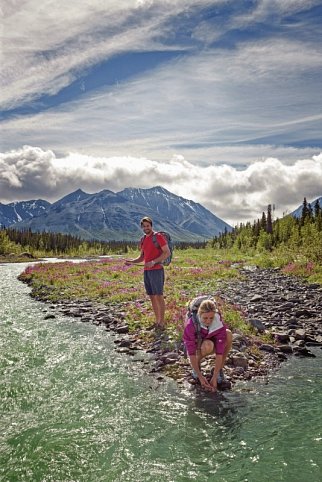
[33,266,322,392]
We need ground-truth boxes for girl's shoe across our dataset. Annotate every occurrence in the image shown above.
[217,369,225,384]
[210,368,225,384]
[191,369,199,380]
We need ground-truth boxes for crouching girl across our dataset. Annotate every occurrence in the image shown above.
[183,298,232,392]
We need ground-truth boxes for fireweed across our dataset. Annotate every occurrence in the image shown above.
[18,251,245,339]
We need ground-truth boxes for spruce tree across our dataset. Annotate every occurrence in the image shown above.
[267,204,273,234]
[301,197,309,225]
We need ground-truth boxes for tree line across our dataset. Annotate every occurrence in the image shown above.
[0,228,133,256]
[211,198,322,262]
[0,227,207,257]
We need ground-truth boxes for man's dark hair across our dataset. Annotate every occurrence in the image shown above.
[140,216,153,227]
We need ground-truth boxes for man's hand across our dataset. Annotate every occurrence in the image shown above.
[145,260,155,268]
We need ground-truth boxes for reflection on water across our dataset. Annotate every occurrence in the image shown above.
[0,262,322,482]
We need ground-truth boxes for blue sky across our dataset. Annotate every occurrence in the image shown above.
[1,0,322,225]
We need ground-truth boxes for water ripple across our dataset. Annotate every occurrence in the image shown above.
[1,262,322,481]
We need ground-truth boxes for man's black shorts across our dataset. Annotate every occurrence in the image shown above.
[144,268,165,295]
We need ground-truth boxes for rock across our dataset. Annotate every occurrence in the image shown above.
[118,339,132,348]
[277,352,288,361]
[249,319,266,333]
[295,309,313,318]
[218,380,232,390]
[44,314,56,319]
[21,252,35,258]
[115,324,129,334]
[293,340,305,347]
[116,347,130,354]
[293,347,316,357]
[294,329,306,340]
[250,295,263,302]
[80,316,92,322]
[273,332,290,343]
[231,355,248,369]
[277,345,293,354]
[259,344,276,353]
[232,366,245,375]
[161,351,180,361]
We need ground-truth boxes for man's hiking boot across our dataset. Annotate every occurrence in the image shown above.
[155,324,165,336]
[147,323,166,336]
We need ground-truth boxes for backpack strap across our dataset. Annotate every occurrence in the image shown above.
[140,235,146,251]
[152,233,161,249]
[191,311,202,357]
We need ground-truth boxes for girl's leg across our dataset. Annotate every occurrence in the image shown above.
[221,329,233,368]
[198,340,215,363]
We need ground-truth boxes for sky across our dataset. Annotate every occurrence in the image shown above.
[1,0,322,226]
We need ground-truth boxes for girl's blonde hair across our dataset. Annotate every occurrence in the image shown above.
[197,299,216,316]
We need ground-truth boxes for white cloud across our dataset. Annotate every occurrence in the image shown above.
[1,34,321,165]
[1,0,216,109]
[1,146,321,225]
[232,0,322,27]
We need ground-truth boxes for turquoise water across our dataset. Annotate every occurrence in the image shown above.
[1,262,322,482]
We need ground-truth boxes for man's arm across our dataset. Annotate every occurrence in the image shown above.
[146,244,170,267]
[124,250,145,265]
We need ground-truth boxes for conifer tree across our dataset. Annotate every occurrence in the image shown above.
[267,204,273,234]
[313,199,320,217]
[260,212,267,231]
[301,197,309,225]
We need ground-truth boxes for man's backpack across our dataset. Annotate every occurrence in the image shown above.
[141,231,173,266]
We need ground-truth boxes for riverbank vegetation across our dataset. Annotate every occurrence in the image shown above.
[18,249,256,342]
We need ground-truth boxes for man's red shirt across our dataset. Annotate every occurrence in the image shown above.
[141,232,167,270]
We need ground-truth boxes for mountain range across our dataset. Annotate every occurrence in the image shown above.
[0,186,232,241]
[1,189,321,242]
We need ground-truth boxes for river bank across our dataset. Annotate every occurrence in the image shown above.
[18,264,322,392]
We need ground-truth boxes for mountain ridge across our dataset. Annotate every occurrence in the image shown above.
[1,186,232,241]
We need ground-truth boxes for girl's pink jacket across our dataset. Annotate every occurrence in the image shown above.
[183,312,228,356]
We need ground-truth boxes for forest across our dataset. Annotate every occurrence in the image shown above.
[0,227,206,257]
[211,198,322,263]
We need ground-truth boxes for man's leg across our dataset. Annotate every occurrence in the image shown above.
[145,268,165,326]
[149,295,165,325]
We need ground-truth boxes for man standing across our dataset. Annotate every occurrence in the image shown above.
[125,216,170,330]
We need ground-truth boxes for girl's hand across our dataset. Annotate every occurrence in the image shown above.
[210,376,218,391]
[200,375,215,392]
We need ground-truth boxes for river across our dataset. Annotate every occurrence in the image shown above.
[1,261,321,482]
